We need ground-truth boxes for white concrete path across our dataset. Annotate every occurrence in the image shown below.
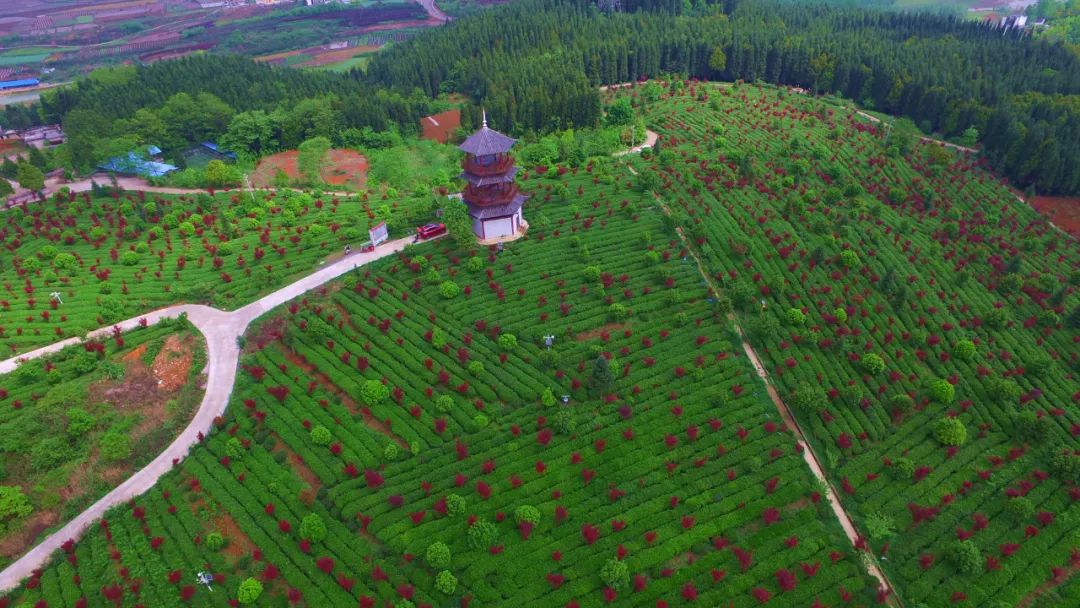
[0,235,415,593]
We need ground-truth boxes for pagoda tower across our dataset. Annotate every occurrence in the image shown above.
[458,112,528,240]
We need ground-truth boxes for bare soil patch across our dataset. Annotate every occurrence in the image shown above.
[0,511,58,561]
[574,322,627,342]
[420,108,461,144]
[250,149,368,190]
[270,432,322,506]
[152,334,195,392]
[298,45,380,67]
[213,512,257,561]
[279,345,409,450]
[1028,196,1080,239]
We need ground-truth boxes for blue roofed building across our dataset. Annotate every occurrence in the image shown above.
[0,78,39,91]
[183,141,237,169]
[98,152,177,178]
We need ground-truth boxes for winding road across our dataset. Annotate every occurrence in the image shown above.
[0,235,415,593]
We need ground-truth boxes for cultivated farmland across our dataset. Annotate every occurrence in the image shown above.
[629,81,1080,607]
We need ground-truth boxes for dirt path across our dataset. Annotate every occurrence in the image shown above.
[654,194,901,606]
[855,110,978,154]
[0,235,419,592]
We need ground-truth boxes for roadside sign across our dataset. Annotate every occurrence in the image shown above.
[369,221,389,247]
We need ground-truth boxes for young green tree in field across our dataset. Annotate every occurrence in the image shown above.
[442,198,474,246]
[0,485,32,532]
[16,162,44,193]
[298,136,331,186]
[205,160,240,188]
[0,178,12,198]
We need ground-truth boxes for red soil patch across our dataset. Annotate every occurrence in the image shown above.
[151,334,194,392]
[298,45,380,68]
[250,149,368,190]
[279,345,409,450]
[213,512,258,561]
[270,432,322,506]
[575,322,627,342]
[420,108,461,144]
[1028,196,1080,239]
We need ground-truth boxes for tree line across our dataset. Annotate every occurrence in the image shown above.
[2,0,1079,194]
[366,0,1080,194]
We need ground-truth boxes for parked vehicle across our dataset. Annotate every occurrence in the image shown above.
[416,223,447,240]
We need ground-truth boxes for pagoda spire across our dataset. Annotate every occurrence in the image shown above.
[481,109,488,128]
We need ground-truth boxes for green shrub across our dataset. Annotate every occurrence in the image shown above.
[541,388,556,407]
[986,377,1021,404]
[786,308,806,325]
[224,437,245,460]
[553,409,577,435]
[435,395,455,412]
[439,281,461,299]
[466,257,484,272]
[949,540,981,575]
[927,378,955,404]
[1012,411,1047,443]
[889,393,914,416]
[890,457,915,480]
[791,383,828,414]
[934,418,968,446]
[1005,496,1034,520]
[0,485,33,530]
[467,518,498,550]
[582,266,601,282]
[360,379,390,406]
[446,494,466,517]
[472,414,489,430]
[600,558,630,589]
[608,303,629,319]
[1049,450,1080,484]
[237,578,263,605]
[100,431,132,462]
[952,340,976,360]
[384,443,399,460]
[205,532,225,551]
[861,353,885,375]
[514,505,541,526]
[864,512,896,539]
[120,251,140,266]
[300,513,327,542]
[497,333,518,350]
[435,570,457,595]
[840,250,861,268]
[425,542,451,568]
[65,408,96,438]
[310,425,332,446]
[834,307,848,323]
[467,361,484,375]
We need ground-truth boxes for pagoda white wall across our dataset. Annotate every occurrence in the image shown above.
[482,216,514,239]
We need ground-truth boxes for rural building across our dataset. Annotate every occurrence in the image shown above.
[420,108,462,144]
[0,78,40,91]
[0,124,65,148]
[183,141,237,168]
[98,151,177,178]
[458,112,528,241]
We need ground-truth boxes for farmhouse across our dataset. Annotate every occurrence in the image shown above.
[98,151,178,178]
[0,124,65,148]
[458,112,528,241]
[183,141,238,168]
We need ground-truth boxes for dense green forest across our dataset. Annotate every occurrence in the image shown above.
[367,0,1080,194]
[3,0,1079,194]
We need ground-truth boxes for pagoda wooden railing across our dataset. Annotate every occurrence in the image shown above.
[461,155,514,177]
[463,183,519,206]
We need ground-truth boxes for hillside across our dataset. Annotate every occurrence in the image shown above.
[1,81,1076,608]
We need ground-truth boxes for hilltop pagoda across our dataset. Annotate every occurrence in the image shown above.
[458,112,528,240]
